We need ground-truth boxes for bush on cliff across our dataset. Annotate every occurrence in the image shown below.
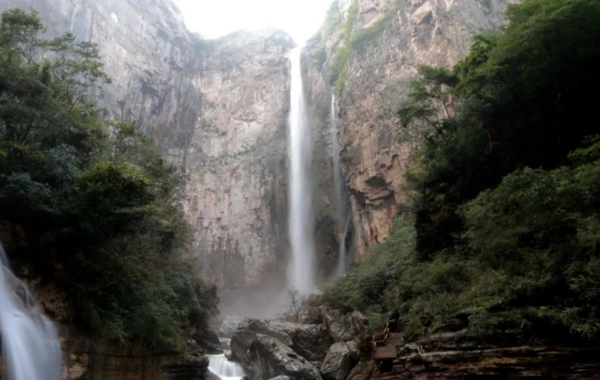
[0,9,217,351]
[319,0,600,342]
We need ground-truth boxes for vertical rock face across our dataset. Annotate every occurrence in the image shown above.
[178,31,293,289]
[304,0,518,256]
[0,0,295,289]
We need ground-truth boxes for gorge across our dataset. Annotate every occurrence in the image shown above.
[2,0,600,379]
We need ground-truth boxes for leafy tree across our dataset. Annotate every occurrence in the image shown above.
[0,9,217,351]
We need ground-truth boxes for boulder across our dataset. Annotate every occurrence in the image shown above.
[345,360,376,380]
[220,316,251,338]
[325,310,368,343]
[230,319,333,364]
[296,306,369,343]
[230,319,296,362]
[267,377,291,380]
[192,325,224,355]
[248,334,322,380]
[290,324,334,362]
[320,343,359,380]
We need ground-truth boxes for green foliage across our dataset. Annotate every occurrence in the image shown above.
[313,47,327,70]
[328,8,392,93]
[321,0,600,343]
[350,13,391,49]
[323,1,342,39]
[343,0,359,38]
[329,45,353,84]
[0,9,217,351]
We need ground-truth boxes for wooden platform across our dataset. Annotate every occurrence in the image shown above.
[372,333,404,361]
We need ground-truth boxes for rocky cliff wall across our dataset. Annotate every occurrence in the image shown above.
[305,0,518,256]
[0,329,212,380]
[0,0,295,290]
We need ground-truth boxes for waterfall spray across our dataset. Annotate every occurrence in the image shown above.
[0,243,62,380]
[287,47,316,295]
[330,94,351,278]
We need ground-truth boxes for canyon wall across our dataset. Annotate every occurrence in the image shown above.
[0,0,295,290]
[305,0,518,256]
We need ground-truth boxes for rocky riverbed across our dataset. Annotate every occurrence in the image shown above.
[215,304,600,380]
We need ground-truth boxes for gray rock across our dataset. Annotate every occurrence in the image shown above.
[295,306,369,343]
[230,319,333,366]
[314,308,368,343]
[290,324,334,362]
[230,319,296,363]
[345,360,376,380]
[248,334,322,380]
[192,326,223,355]
[320,343,359,380]
[220,316,251,338]
[267,376,291,380]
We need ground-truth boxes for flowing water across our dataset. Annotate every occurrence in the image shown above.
[330,94,351,278]
[0,243,62,380]
[207,354,245,380]
[287,47,316,294]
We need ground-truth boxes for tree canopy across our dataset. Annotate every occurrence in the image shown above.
[0,9,217,351]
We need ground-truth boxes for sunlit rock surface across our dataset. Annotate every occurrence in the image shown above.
[305,0,518,256]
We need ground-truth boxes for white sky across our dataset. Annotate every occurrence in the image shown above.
[172,0,332,44]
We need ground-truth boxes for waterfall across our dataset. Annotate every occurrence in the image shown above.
[330,94,351,278]
[0,243,62,380]
[207,354,245,380]
[287,47,316,295]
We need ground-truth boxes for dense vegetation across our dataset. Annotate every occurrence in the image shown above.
[320,0,600,342]
[0,9,217,351]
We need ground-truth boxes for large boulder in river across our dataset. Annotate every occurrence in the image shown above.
[320,342,359,380]
[290,324,334,362]
[297,306,369,342]
[230,319,297,362]
[192,325,224,354]
[248,334,322,380]
[220,316,251,338]
[230,319,333,364]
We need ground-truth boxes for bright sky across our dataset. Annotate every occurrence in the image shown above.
[172,0,332,44]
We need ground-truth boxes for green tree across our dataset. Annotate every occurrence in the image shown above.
[0,9,217,351]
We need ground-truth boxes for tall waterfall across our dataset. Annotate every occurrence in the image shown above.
[0,243,62,380]
[330,94,350,277]
[287,47,316,294]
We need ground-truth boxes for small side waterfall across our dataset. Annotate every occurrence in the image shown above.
[287,47,316,295]
[0,243,62,380]
[207,354,245,380]
[330,94,351,278]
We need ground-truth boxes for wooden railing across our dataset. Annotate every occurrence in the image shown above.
[372,325,390,348]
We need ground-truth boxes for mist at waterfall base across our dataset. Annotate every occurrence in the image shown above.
[330,94,350,279]
[0,243,62,380]
[287,47,317,295]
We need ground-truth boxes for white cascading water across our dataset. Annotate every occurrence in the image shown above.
[287,47,316,295]
[207,354,245,380]
[0,243,62,380]
[330,94,351,278]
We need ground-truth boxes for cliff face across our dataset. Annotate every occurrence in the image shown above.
[178,31,293,289]
[305,0,518,256]
[0,0,294,289]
